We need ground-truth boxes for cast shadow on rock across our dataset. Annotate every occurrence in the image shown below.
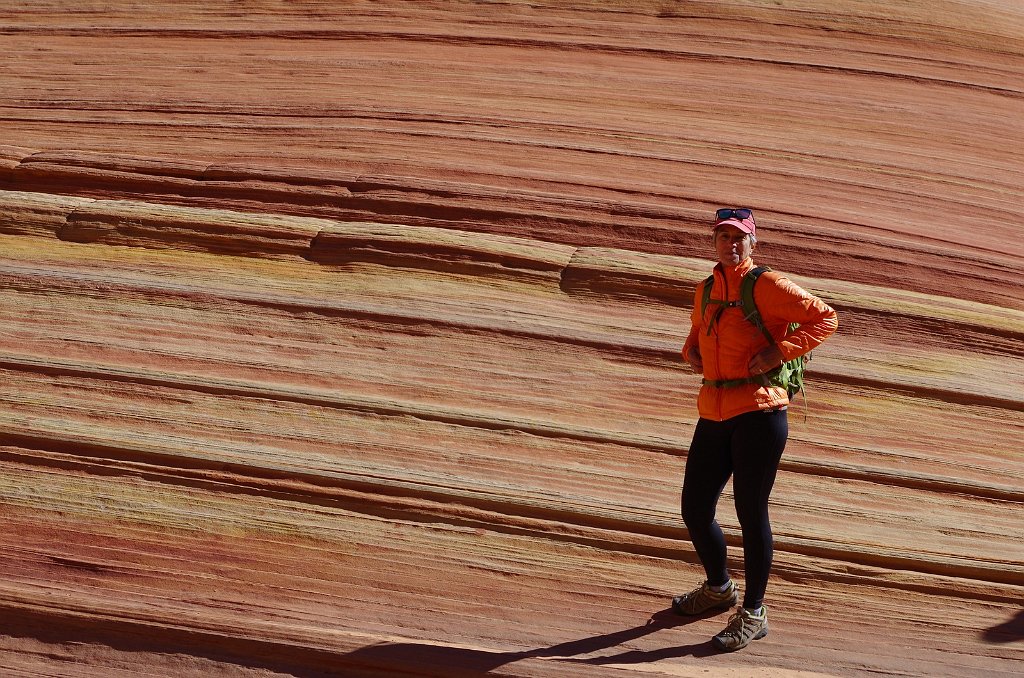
[982,608,1024,643]
[339,606,719,676]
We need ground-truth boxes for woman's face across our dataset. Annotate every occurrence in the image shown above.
[714,225,754,267]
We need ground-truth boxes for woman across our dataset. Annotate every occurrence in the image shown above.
[673,208,838,651]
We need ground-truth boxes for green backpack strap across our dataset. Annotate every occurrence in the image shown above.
[700,273,746,335]
[740,266,776,345]
[700,274,714,316]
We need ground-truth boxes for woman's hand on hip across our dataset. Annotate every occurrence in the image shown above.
[686,345,704,374]
[748,345,784,376]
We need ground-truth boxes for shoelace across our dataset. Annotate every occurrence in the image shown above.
[722,611,745,638]
[722,610,760,639]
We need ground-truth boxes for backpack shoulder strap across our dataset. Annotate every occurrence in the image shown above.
[699,274,715,316]
[741,266,776,345]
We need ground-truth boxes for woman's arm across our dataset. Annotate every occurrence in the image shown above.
[759,274,839,361]
[681,282,705,373]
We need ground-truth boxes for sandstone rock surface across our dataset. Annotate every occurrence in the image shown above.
[0,2,1021,677]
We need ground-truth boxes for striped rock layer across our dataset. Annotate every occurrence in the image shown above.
[0,2,1021,677]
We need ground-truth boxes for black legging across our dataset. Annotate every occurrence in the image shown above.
[681,409,788,610]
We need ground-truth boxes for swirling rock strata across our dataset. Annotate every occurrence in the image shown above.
[0,2,1021,677]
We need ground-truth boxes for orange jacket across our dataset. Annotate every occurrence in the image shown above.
[682,258,838,421]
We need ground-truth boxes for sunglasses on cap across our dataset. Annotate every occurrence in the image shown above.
[716,208,753,221]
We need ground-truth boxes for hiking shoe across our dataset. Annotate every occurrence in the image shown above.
[671,580,738,616]
[713,606,769,651]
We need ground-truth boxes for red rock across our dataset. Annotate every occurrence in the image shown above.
[0,2,1021,677]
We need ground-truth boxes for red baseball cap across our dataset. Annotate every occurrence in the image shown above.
[713,208,756,236]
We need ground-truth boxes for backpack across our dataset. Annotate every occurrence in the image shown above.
[700,266,807,398]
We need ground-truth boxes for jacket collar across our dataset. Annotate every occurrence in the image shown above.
[715,257,756,280]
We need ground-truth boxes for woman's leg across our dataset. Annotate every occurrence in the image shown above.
[681,417,735,585]
[730,409,788,610]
